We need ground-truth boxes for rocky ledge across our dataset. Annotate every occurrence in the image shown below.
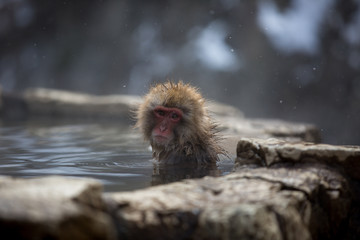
[0,176,116,240]
[103,138,359,240]
[0,139,359,240]
[0,87,359,239]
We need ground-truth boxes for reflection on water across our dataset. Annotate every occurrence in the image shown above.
[0,120,234,192]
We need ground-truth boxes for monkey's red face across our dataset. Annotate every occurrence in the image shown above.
[151,106,183,146]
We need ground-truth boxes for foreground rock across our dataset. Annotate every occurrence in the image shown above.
[235,138,360,239]
[0,138,359,239]
[104,164,352,240]
[0,176,116,240]
[101,139,360,240]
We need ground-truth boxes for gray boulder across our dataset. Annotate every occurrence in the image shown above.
[0,176,116,240]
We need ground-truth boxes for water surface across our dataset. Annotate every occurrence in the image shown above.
[0,120,234,192]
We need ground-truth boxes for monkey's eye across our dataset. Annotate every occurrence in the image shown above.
[170,113,180,120]
[155,110,165,117]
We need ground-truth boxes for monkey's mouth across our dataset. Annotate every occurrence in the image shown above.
[152,135,170,145]
[153,135,168,141]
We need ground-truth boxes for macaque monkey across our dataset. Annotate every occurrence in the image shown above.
[135,81,225,165]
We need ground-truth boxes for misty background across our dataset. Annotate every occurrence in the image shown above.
[0,0,359,145]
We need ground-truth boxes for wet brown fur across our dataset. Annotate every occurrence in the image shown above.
[135,81,225,165]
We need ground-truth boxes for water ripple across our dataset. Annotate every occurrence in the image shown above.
[0,120,234,192]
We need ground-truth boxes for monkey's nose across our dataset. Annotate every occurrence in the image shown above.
[159,124,167,132]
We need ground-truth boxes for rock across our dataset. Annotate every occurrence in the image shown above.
[219,119,321,156]
[104,164,351,240]
[0,139,358,239]
[23,88,243,121]
[207,101,244,118]
[0,88,320,145]
[0,165,355,240]
[234,138,360,238]
[0,176,116,240]
[23,88,141,120]
[219,118,321,142]
[235,138,360,179]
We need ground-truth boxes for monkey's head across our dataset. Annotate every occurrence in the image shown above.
[135,81,223,164]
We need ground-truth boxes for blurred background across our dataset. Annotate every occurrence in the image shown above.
[0,0,359,145]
